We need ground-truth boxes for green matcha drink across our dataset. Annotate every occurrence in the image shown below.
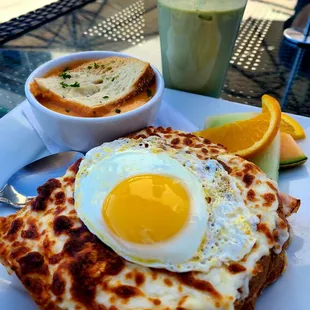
[158,0,247,98]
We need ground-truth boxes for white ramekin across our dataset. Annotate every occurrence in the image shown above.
[25,51,164,152]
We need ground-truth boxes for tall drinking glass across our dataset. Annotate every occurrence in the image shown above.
[158,0,247,98]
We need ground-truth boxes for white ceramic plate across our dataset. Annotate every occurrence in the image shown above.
[0,89,309,309]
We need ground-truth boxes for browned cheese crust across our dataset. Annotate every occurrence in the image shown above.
[0,127,300,310]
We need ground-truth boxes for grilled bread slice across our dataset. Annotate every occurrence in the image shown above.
[33,57,155,116]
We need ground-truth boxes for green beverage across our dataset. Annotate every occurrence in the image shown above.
[158,0,247,98]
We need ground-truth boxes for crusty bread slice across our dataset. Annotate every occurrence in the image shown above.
[33,57,154,116]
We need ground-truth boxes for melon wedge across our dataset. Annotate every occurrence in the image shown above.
[206,112,257,128]
[280,132,308,169]
[250,132,280,180]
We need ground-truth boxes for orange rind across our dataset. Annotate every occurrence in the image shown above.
[195,95,281,158]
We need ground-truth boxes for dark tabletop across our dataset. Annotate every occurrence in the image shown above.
[0,0,309,117]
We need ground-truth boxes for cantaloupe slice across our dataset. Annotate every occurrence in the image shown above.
[280,132,308,169]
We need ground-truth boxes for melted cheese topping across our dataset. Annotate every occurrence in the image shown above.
[0,127,295,310]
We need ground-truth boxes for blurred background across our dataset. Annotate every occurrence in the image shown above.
[0,0,309,117]
[0,1,57,23]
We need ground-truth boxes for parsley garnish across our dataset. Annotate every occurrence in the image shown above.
[103,96,109,99]
[94,62,100,69]
[71,81,80,87]
[112,77,115,82]
[58,72,71,79]
[115,109,121,114]
[146,88,152,98]
[60,81,80,88]
[88,65,92,69]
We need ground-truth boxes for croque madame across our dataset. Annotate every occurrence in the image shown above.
[0,127,300,310]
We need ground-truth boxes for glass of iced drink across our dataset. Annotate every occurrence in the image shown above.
[158,0,247,98]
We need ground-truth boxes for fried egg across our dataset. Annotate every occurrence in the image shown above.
[75,136,258,273]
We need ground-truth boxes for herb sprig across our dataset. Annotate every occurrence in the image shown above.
[60,81,80,88]
[58,72,72,79]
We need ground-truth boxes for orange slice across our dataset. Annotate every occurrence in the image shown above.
[195,95,281,158]
[280,113,306,140]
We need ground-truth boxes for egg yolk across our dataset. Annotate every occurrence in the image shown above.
[102,174,190,244]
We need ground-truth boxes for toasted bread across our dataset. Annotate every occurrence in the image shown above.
[33,57,155,117]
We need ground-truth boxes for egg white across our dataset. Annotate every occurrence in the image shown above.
[75,136,258,273]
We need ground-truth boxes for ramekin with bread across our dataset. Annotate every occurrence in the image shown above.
[25,51,164,152]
